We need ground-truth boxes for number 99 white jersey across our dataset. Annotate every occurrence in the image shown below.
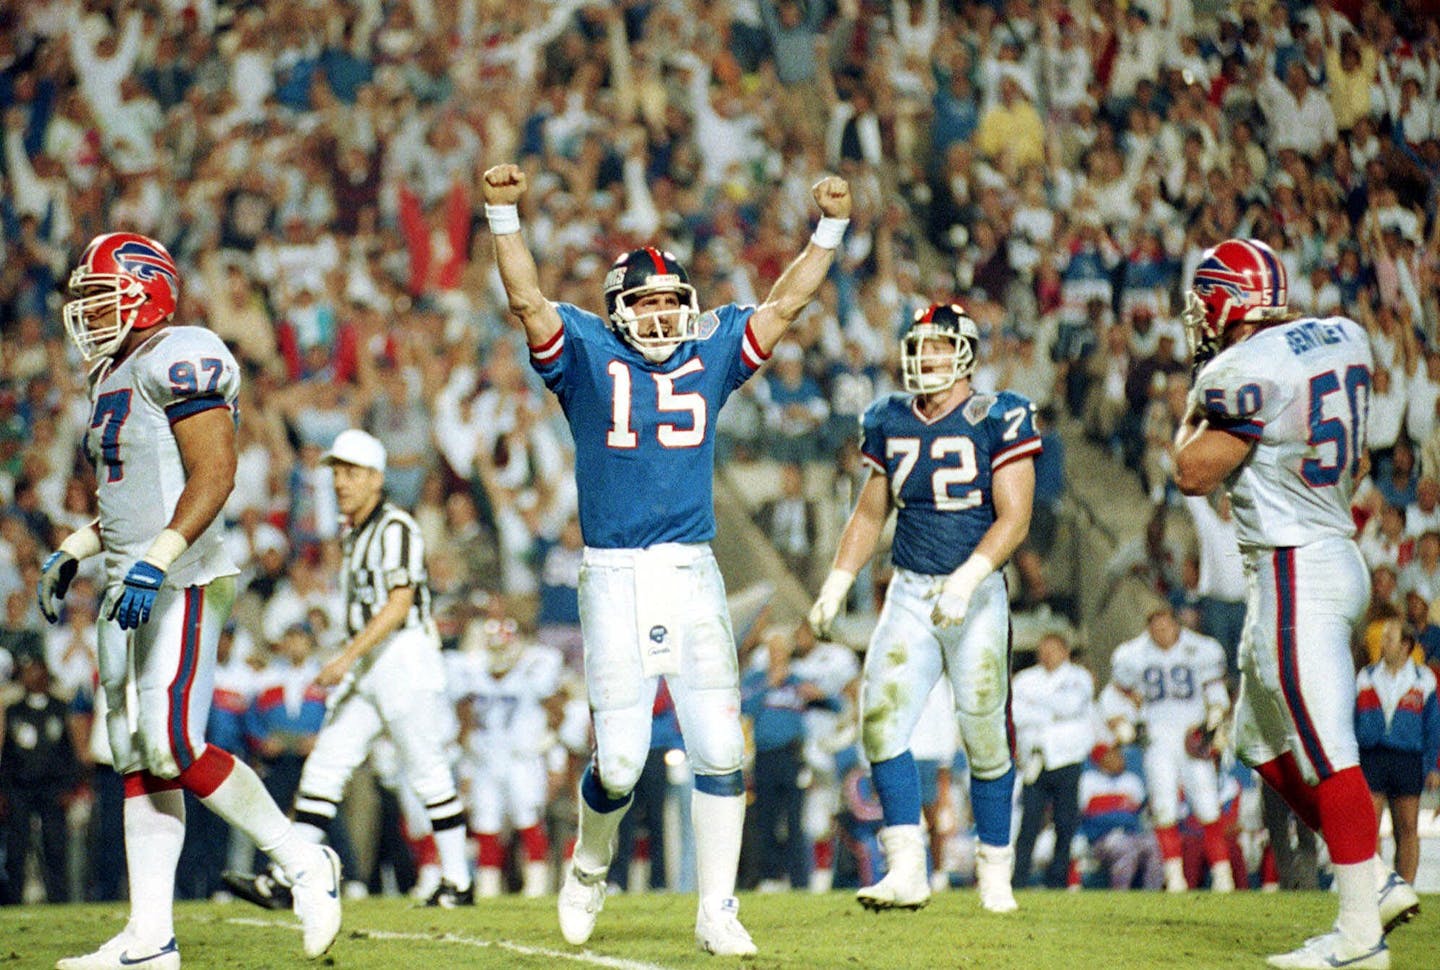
[1192,316,1371,550]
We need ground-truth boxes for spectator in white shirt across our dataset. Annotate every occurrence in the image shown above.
[1398,531,1440,605]
[1404,478,1440,539]
[1011,632,1096,889]
[1183,494,1247,672]
[1409,350,1440,453]
[1256,60,1338,159]
[1367,366,1408,458]
[1359,503,1415,573]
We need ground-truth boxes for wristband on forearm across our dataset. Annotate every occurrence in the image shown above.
[811,217,850,250]
[485,203,521,235]
[142,528,189,571]
[59,523,103,560]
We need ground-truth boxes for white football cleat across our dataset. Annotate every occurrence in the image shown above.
[558,863,607,946]
[290,844,343,959]
[1377,871,1420,933]
[695,896,757,957]
[975,844,1018,913]
[1265,930,1388,969]
[1209,862,1235,893]
[56,933,179,970]
[856,825,931,911]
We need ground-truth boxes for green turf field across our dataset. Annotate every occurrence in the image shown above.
[2,890,1433,969]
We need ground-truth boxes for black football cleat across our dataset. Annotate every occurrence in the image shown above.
[222,867,294,911]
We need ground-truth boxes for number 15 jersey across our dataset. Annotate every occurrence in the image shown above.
[530,303,767,549]
[86,326,241,588]
[1193,316,1372,550]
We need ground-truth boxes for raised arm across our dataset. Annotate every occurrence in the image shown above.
[482,163,564,350]
[748,176,853,354]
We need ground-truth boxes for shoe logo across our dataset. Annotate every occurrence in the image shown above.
[118,940,177,965]
[1325,945,1384,967]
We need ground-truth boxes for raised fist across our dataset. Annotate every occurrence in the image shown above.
[812,176,852,219]
[483,164,528,206]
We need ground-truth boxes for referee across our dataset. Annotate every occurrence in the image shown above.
[226,429,475,908]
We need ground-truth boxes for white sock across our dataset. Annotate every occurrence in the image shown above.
[199,758,307,875]
[1334,859,1383,945]
[573,797,629,875]
[125,788,185,946]
[692,790,744,905]
[1371,856,1395,889]
[434,825,472,890]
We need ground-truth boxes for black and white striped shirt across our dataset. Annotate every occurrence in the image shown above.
[340,500,430,636]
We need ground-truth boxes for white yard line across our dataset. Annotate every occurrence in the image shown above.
[222,917,681,970]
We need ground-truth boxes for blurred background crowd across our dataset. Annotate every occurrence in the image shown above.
[1,0,1439,905]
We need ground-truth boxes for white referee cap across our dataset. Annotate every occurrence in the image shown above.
[322,428,387,473]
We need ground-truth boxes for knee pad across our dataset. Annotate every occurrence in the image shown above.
[685,714,744,777]
[594,751,646,798]
[136,726,181,779]
[957,712,1011,779]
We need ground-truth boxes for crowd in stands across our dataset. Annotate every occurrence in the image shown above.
[2,0,1440,902]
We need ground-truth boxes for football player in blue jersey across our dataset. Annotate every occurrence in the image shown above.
[809,303,1040,914]
[481,162,851,957]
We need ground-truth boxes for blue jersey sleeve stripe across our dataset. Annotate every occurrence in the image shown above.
[861,451,885,473]
[740,321,770,371]
[530,327,565,364]
[165,394,228,424]
[992,436,1042,471]
[1206,415,1264,439]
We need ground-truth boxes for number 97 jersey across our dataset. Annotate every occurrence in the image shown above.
[1193,316,1372,549]
[86,326,241,589]
[860,389,1040,576]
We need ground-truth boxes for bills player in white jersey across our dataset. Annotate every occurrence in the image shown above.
[36,233,340,969]
[1104,605,1232,893]
[450,610,563,897]
[810,303,1040,915]
[1174,238,1417,969]
[483,163,850,956]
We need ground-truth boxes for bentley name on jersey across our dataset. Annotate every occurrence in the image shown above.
[529,302,769,549]
[860,390,1041,576]
[1194,316,1372,549]
[85,326,241,588]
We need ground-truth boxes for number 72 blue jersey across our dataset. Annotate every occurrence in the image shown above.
[860,389,1040,576]
[1193,315,1371,549]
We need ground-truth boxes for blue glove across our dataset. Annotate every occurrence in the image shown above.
[36,550,80,624]
[111,561,166,630]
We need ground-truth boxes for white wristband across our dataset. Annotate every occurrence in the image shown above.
[946,552,996,599]
[59,523,103,560]
[143,528,190,571]
[819,567,856,601]
[485,203,521,235]
[811,216,850,250]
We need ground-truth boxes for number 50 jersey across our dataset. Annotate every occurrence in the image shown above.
[860,389,1040,576]
[86,326,241,588]
[1193,316,1372,550]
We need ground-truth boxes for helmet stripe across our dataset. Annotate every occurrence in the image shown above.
[1235,240,1270,304]
[643,247,668,274]
[1254,242,1285,306]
